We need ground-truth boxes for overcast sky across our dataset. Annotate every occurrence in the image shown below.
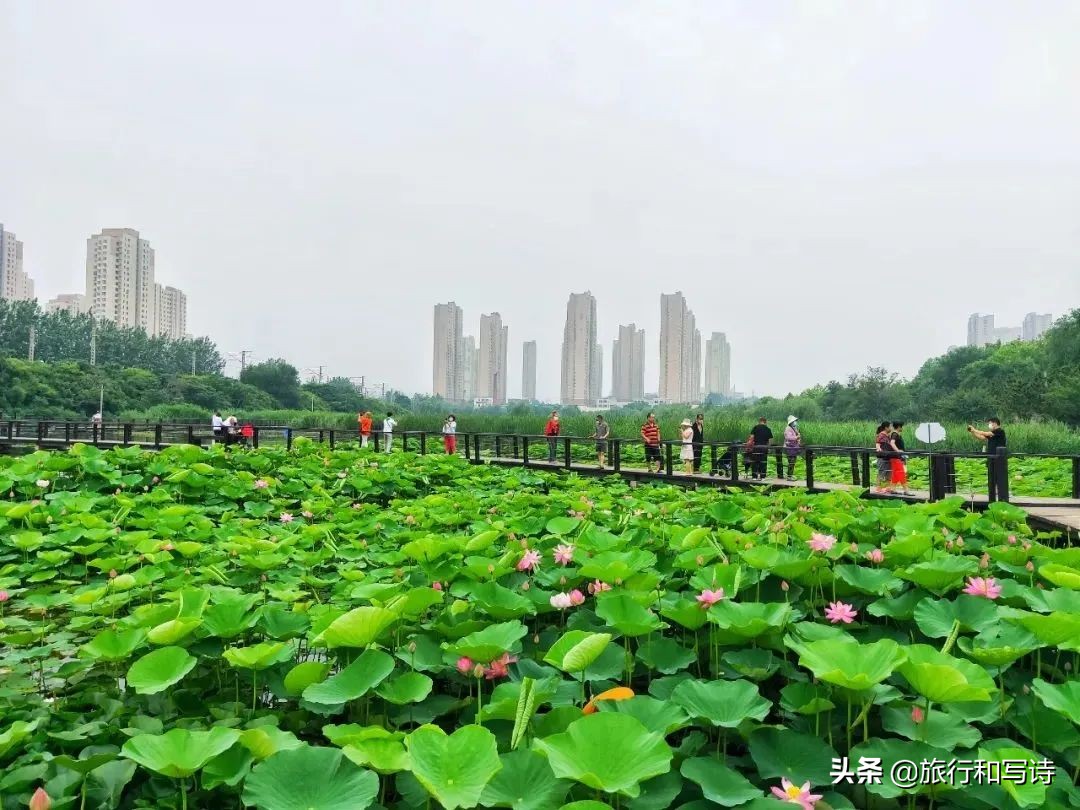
[4,1,1079,401]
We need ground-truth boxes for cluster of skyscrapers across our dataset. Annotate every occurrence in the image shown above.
[0,224,188,341]
[433,291,732,406]
[966,312,1053,348]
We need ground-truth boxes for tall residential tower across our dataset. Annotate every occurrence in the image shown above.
[659,292,701,403]
[704,332,732,398]
[522,341,537,401]
[0,225,34,302]
[433,302,465,400]
[478,313,508,405]
[560,291,600,406]
[611,323,645,402]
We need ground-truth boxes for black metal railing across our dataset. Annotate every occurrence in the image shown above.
[3,420,1079,505]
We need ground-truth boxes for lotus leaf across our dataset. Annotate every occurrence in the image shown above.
[241,744,379,810]
[406,724,502,809]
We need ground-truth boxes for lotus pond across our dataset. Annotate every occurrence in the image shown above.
[1,443,1079,810]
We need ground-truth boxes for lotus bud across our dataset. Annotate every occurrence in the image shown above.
[533,634,540,644]
[521,581,530,591]
[29,787,51,810]
[261,574,267,582]
[1007,535,1017,545]
[849,542,858,553]
[1036,582,1044,589]
[559,576,566,586]
[455,657,473,674]
[946,540,953,550]
[614,578,623,586]
[0,590,9,602]
[473,664,486,679]
[487,564,495,574]
[1065,662,1072,672]
[955,538,964,548]
[1025,561,1034,572]
[408,641,417,653]
[432,581,443,591]
[1023,684,1030,694]
[911,705,925,724]
[780,581,789,592]
[108,569,117,579]
[695,555,705,567]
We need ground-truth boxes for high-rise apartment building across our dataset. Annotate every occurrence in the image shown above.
[704,332,732,398]
[433,302,465,400]
[522,341,537,401]
[611,323,645,402]
[478,313,508,405]
[46,294,88,316]
[966,313,995,348]
[155,285,188,340]
[659,292,701,403]
[460,335,477,403]
[590,344,603,403]
[1022,312,1053,341]
[85,228,156,329]
[560,292,599,405]
[0,225,35,302]
[992,326,1022,344]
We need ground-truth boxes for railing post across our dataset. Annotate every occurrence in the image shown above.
[122,423,133,445]
[805,448,815,491]
[665,442,673,476]
[563,437,571,469]
[522,436,529,467]
[731,445,740,482]
[986,454,996,502]
[929,454,945,502]
[329,429,335,450]
[184,424,194,445]
[709,444,717,477]
[1072,457,1080,500]
[849,452,860,485]
[65,422,71,444]
[495,435,502,458]
[420,432,427,455]
[944,455,957,494]
[774,447,784,479]
[373,432,381,452]
[286,428,293,451]
[37,421,46,445]
[402,433,409,453]
[612,438,621,472]
[253,426,261,449]
[318,429,325,445]
[860,451,871,488]
[513,436,519,459]
[154,424,163,449]
[474,434,482,462]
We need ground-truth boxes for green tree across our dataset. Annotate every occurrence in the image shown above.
[240,359,301,408]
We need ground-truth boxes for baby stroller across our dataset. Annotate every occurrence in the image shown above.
[710,444,742,478]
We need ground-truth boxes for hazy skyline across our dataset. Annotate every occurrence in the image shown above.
[4,2,1078,400]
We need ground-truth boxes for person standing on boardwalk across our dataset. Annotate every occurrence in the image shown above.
[442,414,457,455]
[968,417,1007,500]
[212,411,224,443]
[240,421,254,448]
[680,419,695,474]
[748,417,773,480]
[359,411,373,448]
[593,415,611,468]
[641,412,661,473]
[383,412,397,453]
[874,421,899,492]
[691,413,705,473]
[890,421,911,495]
[544,411,560,463]
[783,416,802,481]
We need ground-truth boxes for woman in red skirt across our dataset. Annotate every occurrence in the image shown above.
[890,421,911,495]
[442,414,457,455]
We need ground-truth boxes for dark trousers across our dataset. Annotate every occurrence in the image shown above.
[692,443,703,472]
[753,449,768,478]
[547,438,558,462]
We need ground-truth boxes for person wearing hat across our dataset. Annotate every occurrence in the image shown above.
[783,416,802,481]
[679,419,695,474]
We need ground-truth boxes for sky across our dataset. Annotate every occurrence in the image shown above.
[3,1,1079,402]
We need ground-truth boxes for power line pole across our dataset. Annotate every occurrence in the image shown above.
[318,365,324,384]
[28,325,35,361]
[240,350,251,374]
[90,320,97,366]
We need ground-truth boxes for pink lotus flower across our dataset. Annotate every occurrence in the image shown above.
[432,581,443,591]
[550,592,573,610]
[484,652,518,680]
[253,479,269,489]
[807,533,836,553]
[0,590,9,602]
[29,788,51,810]
[866,548,884,564]
[824,601,858,624]
[962,576,1002,600]
[279,513,294,523]
[770,778,823,809]
[588,580,611,595]
[553,544,575,566]
[697,588,725,609]
[456,656,473,674]
[1007,534,1017,545]
[911,705,925,724]
[569,589,585,606]
[517,550,542,572]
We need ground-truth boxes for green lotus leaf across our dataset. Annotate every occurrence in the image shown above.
[302,649,395,706]
[283,661,331,696]
[680,757,762,806]
[897,644,996,703]
[479,749,572,810]
[849,738,954,799]
[785,635,907,691]
[544,631,611,674]
[578,551,657,585]
[241,744,379,810]
[545,517,581,536]
[913,595,999,638]
[202,593,262,638]
[670,678,770,728]
[976,744,1047,807]
[447,621,528,663]
[469,582,537,620]
[223,641,293,671]
[120,726,241,778]
[376,672,434,705]
[80,628,148,662]
[0,720,40,761]
[146,618,201,645]
[635,637,696,674]
[314,606,398,649]
[895,555,979,594]
[534,713,672,798]
[595,593,664,637]
[880,704,981,750]
[601,696,690,735]
[1037,563,1080,590]
[1030,678,1080,726]
[85,759,138,808]
[956,624,1040,667]
[659,596,709,631]
[721,648,779,681]
[1002,609,1080,650]
[833,565,904,596]
[203,745,254,790]
[706,601,793,640]
[51,752,118,775]
[747,727,838,786]
[406,724,502,810]
[779,682,835,715]
[240,726,304,760]
[126,646,198,695]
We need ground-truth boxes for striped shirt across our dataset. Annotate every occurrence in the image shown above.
[641,422,660,445]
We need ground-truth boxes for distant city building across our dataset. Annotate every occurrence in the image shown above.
[611,323,645,402]
[704,332,732,398]
[1022,312,1053,341]
[659,292,701,403]
[966,313,995,347]
[590,343,603,403]
[473,396,494,408]
[0,224,34,302]
[460,335,477,403]
[86,228,157,330]
[46,293,88,316]
[992,326,1022,344]
[155,285,187,340]
[478,313,508,405]
[560,291,600,406]
[433,302,465,400]
[521,341,537,401]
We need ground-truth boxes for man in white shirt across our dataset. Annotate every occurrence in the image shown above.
[383,412,397,453]
[211,411,223,443]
